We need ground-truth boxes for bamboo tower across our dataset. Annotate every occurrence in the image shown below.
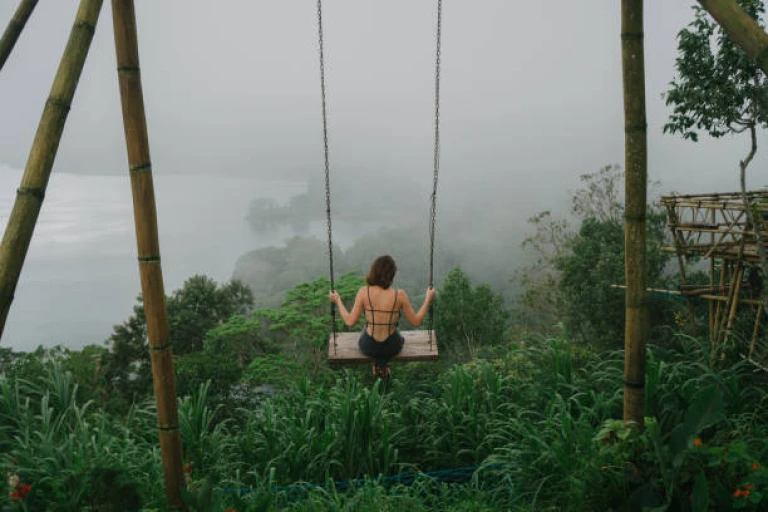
[621,0,649,426]
[660,192,768,370]
[111,1,185,508]
[0,0,104,339]
[0,0,39,72]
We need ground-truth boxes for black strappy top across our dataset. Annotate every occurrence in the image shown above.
[364,286,400,332]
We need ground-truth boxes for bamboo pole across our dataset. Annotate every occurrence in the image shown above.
[716,262,739,346]
[724,266,744,343]
[0,0,39,72]
[667,207,697,335]
[709,210,715,341]
[111,1,185,509]
[0,0,103,341]
[621,0,648,426]
[697,0,768,76]
[750,301,762,358]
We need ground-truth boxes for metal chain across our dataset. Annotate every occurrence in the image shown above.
[428,0,442,350]
[317,0,337,351]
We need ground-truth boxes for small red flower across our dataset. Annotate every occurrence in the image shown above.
[10,483,31,500]
[745,484,754,490]
[182,464,192,473]
[735,489,743,498]
[752,462,760,471]
[743,490,750,499]
[693,438,702,447]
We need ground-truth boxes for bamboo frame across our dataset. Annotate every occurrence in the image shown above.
[621,0,648,426]
[0,0,103,340]
[661,191,768,369]
[0,0,39,72]
[111,1,185,509]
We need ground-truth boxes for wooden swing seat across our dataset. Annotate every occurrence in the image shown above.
[327,330,439,364]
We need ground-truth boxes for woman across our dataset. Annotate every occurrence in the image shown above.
[329,255,437,377]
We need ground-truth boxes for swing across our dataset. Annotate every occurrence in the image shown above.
[317,0,443,364]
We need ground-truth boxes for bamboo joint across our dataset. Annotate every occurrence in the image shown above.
[130,163,152,173]
[74,20,96,34]
[16,187,45,201]
[46,97,72,112]
[148,342,172,352]
[624,122,647,133]
[621,32,644,40]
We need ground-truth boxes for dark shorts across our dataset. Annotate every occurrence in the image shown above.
[359,330,404,368]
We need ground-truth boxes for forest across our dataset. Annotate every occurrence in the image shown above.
[2,0,768,510]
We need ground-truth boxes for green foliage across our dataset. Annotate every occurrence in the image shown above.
[100,276,254,409]
[3,315,768,510]
[517,165,673,347]
[664,0,768,142]
[168,275,254,355]
[175,352,241,400]
[0,364,165,510]
[242,353,303,388]
[259,272,364,374]
[204,314,275,367]
[435,267,509,358]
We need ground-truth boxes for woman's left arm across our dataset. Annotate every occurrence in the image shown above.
[329,288,364,327]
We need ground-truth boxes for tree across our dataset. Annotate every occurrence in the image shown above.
[167,275,254,355]
[203,314,275,368]
[101,276,254,407]
[435,267,509,359]
[258,273,364,375]
[517,165,671,347]
[665,0,768,313]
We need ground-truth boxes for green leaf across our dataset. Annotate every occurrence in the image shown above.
[670,385,725,464]
[691,472,710,511]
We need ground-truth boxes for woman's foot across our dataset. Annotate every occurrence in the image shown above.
[372,363,391,378]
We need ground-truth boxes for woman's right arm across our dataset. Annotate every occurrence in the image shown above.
[401,287,437,327]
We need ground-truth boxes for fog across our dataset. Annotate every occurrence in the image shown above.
[2,1,768,351]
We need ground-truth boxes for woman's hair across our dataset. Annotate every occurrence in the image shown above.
[366,255,397,289]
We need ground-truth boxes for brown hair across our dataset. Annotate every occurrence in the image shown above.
[366,255,397,289]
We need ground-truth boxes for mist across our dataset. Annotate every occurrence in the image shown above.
[2,1,768,351]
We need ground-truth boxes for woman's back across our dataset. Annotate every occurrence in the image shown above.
[362,285,400,341]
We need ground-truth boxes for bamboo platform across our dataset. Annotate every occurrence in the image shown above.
[661,191,768,263]
[657,191,768,370]
[327,330,439,364]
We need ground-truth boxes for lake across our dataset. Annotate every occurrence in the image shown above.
[0,165,317,352]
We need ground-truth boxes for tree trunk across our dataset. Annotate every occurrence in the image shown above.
[111,1,185,509]
[738,126,768,316]
[0,0,39,72]
[621,0,649,426]
[0,0,103,341]
[697,0,768,75]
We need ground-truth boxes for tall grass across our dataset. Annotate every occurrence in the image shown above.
[1,332,766,510]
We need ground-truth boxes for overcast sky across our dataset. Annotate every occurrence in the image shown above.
[1,1,767,206]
